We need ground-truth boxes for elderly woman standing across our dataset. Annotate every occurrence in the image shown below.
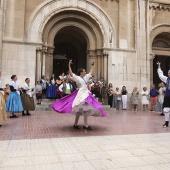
[141,87,149,111]
[0,70,7,126]
[21,78,35,116]
[130,87,139,111]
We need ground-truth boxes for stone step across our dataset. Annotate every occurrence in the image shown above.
[36,99,115,111]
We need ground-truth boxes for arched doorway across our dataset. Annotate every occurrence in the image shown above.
[53,26,87,77]
[27,0,115,82]
[152,32,170,87]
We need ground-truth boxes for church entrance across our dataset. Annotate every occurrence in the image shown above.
[53,26,87,78]
[152,32,170,87]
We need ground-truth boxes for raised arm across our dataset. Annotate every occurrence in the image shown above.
[68,60,73,77]
[157,62,167,83]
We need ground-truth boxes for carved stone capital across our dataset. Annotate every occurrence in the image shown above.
[95,49,103,56]
[88,50,96,58]
[150,53,155,60]
[99,0,119,2]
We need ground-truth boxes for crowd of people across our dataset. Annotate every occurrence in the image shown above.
[0,61,170,128]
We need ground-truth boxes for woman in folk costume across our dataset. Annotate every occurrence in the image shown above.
[52,60,106,130]
[6,75,23,118]
[0,70,7,126]
[21,78,35,116]
[4,84,10,102]
[46,74,57,99]
[157,62,170,128]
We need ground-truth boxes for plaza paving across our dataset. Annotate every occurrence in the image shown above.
[0,110,170,170]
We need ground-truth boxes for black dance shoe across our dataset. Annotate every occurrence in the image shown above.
[83,126,92,130]
[10,115,17,118]
[163,121,169,128]
[160,113,164,116]
[73,125,80,129]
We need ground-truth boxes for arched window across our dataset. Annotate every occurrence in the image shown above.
[152,40,170,48]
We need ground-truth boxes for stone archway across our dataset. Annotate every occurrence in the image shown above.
[150,25,170,85]
[26,0,115,81]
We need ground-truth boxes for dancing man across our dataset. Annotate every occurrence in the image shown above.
[52,60,106,130]
[157,62,170,127]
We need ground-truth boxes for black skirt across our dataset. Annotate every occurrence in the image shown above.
[163,96,170,107]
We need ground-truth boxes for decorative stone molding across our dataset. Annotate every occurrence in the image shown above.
[103,48,136,53]
[2,39,42,46]
[150,24,170,47]
[99,0,119,2]
[149,2,170,11]
[27,0,115,48]
[150,53,155,60]
[151,24,170,32]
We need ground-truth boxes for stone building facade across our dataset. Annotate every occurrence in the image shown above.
[0,0,170,90]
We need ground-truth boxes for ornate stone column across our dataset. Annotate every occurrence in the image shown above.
[150,53,155,85]
[0,0,4,69]
[41,44,48,76]
[36,47,42,82]
[103,52,108,82]
[45,46,54,77]
[96,49,103,80]
[88,50,97,78]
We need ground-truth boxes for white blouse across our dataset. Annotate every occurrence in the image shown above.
[23,83,34,97]
[10,81,20,95]
[71,73,92,108]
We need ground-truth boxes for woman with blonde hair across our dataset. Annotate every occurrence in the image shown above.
[141,87,149,111]
[130,87,139,111]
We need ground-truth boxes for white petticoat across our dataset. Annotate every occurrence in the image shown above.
[72,102,101,117]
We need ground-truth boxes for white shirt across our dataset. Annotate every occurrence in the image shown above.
[23,83,34,97]
[71,73,92,108]
[157,68,167,83]
[115,91,121,100]
[59,83,72,92]
[10,81,20,95]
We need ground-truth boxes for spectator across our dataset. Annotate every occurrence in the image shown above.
[130,87,139,111]
[149,84,158,111]
[141,87,149,111]
[35,81,42,105]
[121,86,128,110]
[115,87,121,110]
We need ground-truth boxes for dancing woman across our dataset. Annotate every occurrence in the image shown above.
[6,75,23,118]
[157,62,170,127]
[52,60,106,130]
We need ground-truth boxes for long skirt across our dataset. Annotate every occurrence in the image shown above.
[0,93,7,121]
[21,93,35,111]
[52,90,106,117]
[6,92,23,112]
[46,85,57,99]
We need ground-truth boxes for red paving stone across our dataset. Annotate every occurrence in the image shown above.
[0,110,170,140]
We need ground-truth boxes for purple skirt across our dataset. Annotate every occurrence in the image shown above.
[51,90,106,117]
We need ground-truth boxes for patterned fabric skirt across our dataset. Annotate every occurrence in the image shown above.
[0,93,7,121]
[6,92,23,112]
[51,90,106,117]
[21,93,35,111]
